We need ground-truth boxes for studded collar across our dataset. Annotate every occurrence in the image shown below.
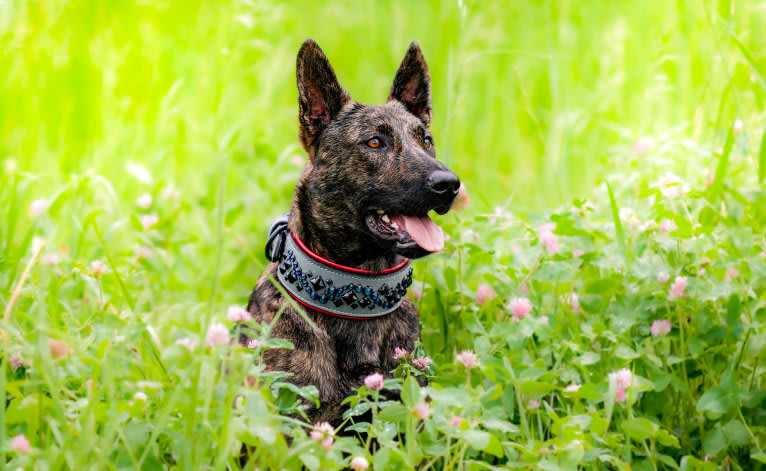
[265,213,414,319]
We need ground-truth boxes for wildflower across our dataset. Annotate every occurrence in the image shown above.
[49,339,70,359]
[564,384,581,393]
[572,249,585,258]
[9,354,27,370]
[393,347,409,360]
[135,246,153,259]
[659,218,677,233]
[568,293,581,313]
[364,372,384,391]
[527,399,540,410]
[408,288,423,299]
[11,434,30,453]
[654,172,690,198]
[519,283,528,294]
[669,276,687,299]
[140,214,159,229]
[175,337,194,350]
[538,315,549,325]
[30,198,48,216]
[650,319,672,337]
[476,284,497,305]
[725,267,740,281]
[733,119,744,134]
[205,322,230,347]
[613,368,633,390]
[246,337,262,348]
[162,185,180,199]
[450,415,464,427]
[136,193,153,209]
[592,342,601,351]
[760,251,766,258]
[509,297,532,320]
[86,379,94,391]
[540,231,558,255]
[413,402,430,419]
[133,391,147,402]
[412,356,433,370]
[632,137,654,155]
[616,388,626,402]
[321,436,333,451]
[657,272,670,283]
[90,260,107,276]
[453,184,469,209]
[310,422,334,450]
[619,208,641,230]
[41,253,60,265]
[456,350,479,368]
[350,456,370,470]
[226,305,250,322]
[489,206,513,223]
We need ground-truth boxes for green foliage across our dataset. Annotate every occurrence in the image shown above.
[2,0,766,469]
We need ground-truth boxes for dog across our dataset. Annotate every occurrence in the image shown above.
[245,39,460,427]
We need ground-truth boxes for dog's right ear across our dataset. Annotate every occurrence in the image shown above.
[296,40,351,151]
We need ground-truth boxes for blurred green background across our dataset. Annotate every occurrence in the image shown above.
[2,0,764,213]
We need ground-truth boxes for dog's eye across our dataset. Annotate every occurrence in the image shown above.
[424,137,433,150]
[367,138,382,149]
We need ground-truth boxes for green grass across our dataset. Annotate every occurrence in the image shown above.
[2,0,766,469]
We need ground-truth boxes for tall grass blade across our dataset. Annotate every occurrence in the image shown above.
[606,180,626,257]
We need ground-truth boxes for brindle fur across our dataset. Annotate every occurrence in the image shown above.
[246,39,458,426]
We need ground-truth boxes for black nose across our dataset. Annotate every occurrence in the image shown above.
[427,170,460,196]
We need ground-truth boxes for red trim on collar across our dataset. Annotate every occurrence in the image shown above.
[283,287,382,320]
[290,231,409,275]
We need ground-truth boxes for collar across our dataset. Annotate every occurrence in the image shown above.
[265,213,413,319]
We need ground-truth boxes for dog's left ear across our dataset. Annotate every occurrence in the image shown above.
[297,39,352,150]
[388,42,432,126]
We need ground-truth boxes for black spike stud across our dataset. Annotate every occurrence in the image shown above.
[358,297,370,308]
[341,291,358,305]
[333,298,344,307]
[310,276,326,291]
[286,270,298,283]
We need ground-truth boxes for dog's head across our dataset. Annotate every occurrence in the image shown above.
[292,39,460,264]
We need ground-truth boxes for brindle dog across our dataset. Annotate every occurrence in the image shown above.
[246,39,460,426]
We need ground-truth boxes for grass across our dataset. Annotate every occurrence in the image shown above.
[1,0,766,469]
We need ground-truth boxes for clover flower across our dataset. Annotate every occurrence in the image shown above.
[509,297,532,320]
[456,350,479,368]
[650,319,671,337]
[364,372,384,390]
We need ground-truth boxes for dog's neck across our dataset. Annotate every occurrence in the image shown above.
[288,179,404,273]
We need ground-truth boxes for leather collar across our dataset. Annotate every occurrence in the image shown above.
[265,213,413,319]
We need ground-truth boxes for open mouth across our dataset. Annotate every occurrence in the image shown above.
[366,210,445,253]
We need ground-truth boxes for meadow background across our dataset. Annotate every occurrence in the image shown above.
[2,0,766,469]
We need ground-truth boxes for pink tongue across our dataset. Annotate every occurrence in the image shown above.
[390,214,445,252]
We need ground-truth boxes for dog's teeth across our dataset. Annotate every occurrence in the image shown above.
[390,222,399,229]
[376,209,385,214]
[381,214,390,223]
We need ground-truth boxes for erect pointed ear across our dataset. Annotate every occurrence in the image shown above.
[296,39,352,150]
[388,42,432,125]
